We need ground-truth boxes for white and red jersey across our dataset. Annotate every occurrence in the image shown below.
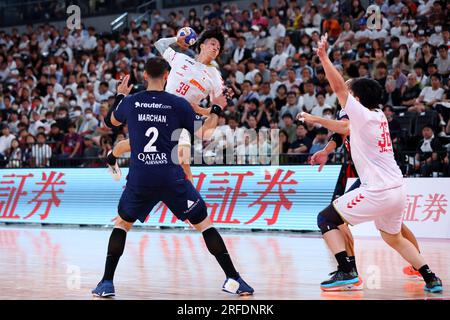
[163,46,224,104]
[158,45,224,146]
[344,94,403,191]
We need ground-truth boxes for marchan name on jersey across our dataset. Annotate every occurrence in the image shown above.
[138,114,167,123]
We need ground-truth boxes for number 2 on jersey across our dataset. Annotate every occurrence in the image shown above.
[144,127,158,152]
[176,82,190,96]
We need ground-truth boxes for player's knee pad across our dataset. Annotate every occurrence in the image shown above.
[188,203,208,225]
[317,204,345,235]
[107,227,127,257]
[202,227,227,256]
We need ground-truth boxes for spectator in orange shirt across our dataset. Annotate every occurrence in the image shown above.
[322,19,342,41]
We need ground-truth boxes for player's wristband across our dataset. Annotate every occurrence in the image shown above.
[329,133,343,148]
[210,104,222,116]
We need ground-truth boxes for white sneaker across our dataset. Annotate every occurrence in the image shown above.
[107,151,122,181]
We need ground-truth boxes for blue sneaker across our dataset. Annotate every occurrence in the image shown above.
[424,276,443,293]
[92,280,115,297]
[222,274,254,295]
[321,268,359,291]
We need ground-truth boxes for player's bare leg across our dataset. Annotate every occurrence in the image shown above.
[400,223,423,278]
[380,230,442,293]
[92,216,134,297]
[401,223,420,252]
[192,217,254,296]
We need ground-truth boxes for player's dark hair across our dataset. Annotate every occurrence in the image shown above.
[316,127,328,135]
[349,78,382,110]
[144,57,170,78]
[196,27,225,55]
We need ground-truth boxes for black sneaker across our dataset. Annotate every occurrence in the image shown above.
[321,268,359,291]
[425,276,443,293]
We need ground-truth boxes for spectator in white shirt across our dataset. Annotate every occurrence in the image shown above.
[83,93,100,113]
[279,91,302,125]
[302,80,318,113]
[413,63,429,88]
[311,93,332,117]
[0,125,16,157]
[82,27,97,51]
[409,74,445,113]
[390,16,402,37]
[43,84,58,107]
[283,69,301,92]
[95,82,114,105]
[417,0,435,16]
[269,69,282,98]
[29,112,45,136]
[436,44,450,77]
[354,23,371,43]
[244,59,260,83]
[269,15,286,41]
[387,0,405,21]
[270,42,288,73]
[38,32,52,54]
[79,108,98,136]
[139,20,152,40]
[283,36,296,57]
[64,74,78,94]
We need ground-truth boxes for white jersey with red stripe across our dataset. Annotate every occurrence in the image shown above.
[155,37,224,146]
[344,94,403,191]
[163,46,224,104]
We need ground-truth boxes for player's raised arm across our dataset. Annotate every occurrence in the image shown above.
[154,35,189,58]
[315,34,349,108]
[105,75,133,127]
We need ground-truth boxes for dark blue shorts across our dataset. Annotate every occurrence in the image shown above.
[118,179,207,225]
[346,178,361,193]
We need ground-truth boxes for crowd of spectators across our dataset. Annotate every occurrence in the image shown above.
[0,0,449,176]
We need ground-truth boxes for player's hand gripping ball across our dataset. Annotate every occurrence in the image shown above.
[177,27,198,46]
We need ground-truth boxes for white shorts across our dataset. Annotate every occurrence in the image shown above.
[179,129,191,147]
[333,185,406,235]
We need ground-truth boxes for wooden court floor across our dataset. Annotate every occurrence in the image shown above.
[0,225,448,300]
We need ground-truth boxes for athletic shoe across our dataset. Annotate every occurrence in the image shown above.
[327,270,363,290]
[403,265,422,279]
[352,276,364,290]
[92,280,115,297]
[222,274,254,295]
[424,276,443,293]
[106,151,122,181]
[321,268,359,291]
